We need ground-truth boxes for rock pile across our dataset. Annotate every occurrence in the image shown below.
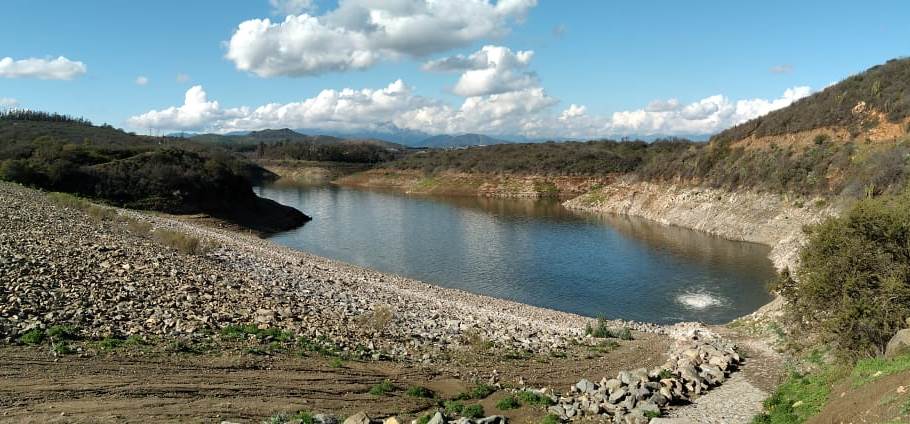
[545,328,740,423]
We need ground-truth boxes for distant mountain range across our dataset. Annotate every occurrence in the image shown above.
[174,125,711,148]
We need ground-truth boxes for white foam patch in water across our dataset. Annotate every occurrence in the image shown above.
[677,291,724,310]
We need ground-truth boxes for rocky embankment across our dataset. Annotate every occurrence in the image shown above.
[564,178,840,271]
[336,169,609,199]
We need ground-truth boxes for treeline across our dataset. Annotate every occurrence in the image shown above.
[1,110,92,125]
[239,140,400,163]
[0,115,297,221]
[385,135,910,197]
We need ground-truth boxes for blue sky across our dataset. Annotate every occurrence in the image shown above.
[1,0,907,138]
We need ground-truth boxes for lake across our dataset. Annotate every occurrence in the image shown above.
[255,183,776,324]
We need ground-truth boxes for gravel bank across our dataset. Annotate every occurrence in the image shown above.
[0,182,664,362]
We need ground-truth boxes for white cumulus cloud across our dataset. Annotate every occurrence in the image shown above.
[0,56,87,80]
[126,79,813,140]
[225,0,537,77]
[135,76,149,86]
[270,0,316,15]
[423,45,537,97]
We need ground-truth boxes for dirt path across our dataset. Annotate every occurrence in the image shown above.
[0,333,669,423]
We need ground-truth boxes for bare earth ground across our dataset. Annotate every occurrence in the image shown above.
[0,334,668,423]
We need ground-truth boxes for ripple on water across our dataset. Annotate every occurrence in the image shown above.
[677,291,726,310]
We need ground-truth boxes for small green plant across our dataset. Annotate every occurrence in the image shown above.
[18,328,45,345]
[444,400,465,414]
[167,339,198,353]
[517,390,555,406]
[658,369,674,379]
[462,404,485,419]
[98,337,124,350]
[495,395,521,410]
[329,357,344,368]
[541,414,561,424]
[813,134,830,145]
[470,384,496,399]
[415,414,432,424]
[405,386,434,398]
[585,318,633,340]
[369,379,395,396]
[46,325,79,341]
[52,342,74,355]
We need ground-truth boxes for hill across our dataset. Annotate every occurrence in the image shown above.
[715,57,910,144]
[0,111,309,233]
[416,133,511,148]
[191,128,406,163]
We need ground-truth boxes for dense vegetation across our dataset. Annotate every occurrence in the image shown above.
[716,57,910,142]
[777,192,910,357]
[193,129,404,163]
[0,112,308,232]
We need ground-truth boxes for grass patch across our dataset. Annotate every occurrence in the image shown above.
[368,379,396,396]
[585,317,632,340]
[125,218,152,235]
[220,324,293,342]
[517,390,555,406]
[46,325,79,341]
[415,415,432,424]
[405,386,434,398]
[444,400,465,414]
[495,394,521,410]
[851,353,910,387]
[541,414,561,424]
[18,329,45,345]
[356,305,394,334]
[52,342,75,355]
[752,366,846,423]
[152,228,211,255]
[462,404,485,419]
[328,357,344,368]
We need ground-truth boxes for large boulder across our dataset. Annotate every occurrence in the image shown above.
[343,412,371,424]
[885,329,910,358]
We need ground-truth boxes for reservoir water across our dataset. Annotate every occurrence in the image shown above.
[255,183,776,324]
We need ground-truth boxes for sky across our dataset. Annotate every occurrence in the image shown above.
[1,0,908,139]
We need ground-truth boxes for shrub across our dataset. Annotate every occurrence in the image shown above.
[415,415,432,424]
[517,390,555,406]
[469,384,496,399]
[369,379,395,396]
[405,386,434,398]
[777,193,910,356]
[495,395,521,410]
[444,400,465,414]
[18,329,45,345]
[585,318,632,340]
[541,414,561,424]
[329,357,344,368]
[462,404,485,419]
[46,325,79,341]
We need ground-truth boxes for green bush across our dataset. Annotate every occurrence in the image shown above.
[495,395,521,410]
[444,400,465,414]
[405,386,434,398]
[462,404,485,419]
[368,379,395,396]
[777,193,910,356]
[517,390,555,406]
[46,325,79,341]
[18,329,45,345]
[541,414,561,424]
[585,318,632,340]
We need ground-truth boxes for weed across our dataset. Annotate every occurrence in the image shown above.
[462,404,485,419]
[356,305,395,334]
[752,366,845,423]
[585,318,632,340]
[496,395,521,410]
[329,357,344,368]
[18,329,45,345]
[851,353,910,387]
[152,228,211,255]
[369,379,395,396]
[126,219,152,235]
[444,400,465,414]
[46,325,79,341]
[541,414,561,424]
[405,386,434,398]
[517,390,555,406]
[659,369,674,379]
[98,337,124,350]
[415,415,432,424]
[52,342,74,355]
[644,410,661,419]
[470,384,496,399]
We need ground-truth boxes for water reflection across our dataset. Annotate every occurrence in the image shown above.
[257,184,776,324]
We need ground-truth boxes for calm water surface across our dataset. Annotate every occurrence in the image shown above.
[255,183,775,324]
